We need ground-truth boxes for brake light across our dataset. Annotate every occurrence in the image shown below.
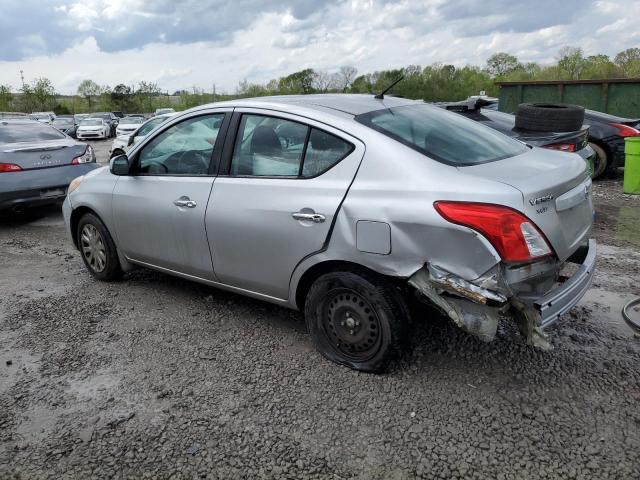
[611,123,640,137]
[544,143,576,152]
[434,201,553,262]
[71,145,96,165]
[0,163,22,172]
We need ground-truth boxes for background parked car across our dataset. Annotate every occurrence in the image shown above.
[29,112,56,125]
[0,118,98,213]
[90,112,119,137]
[582,109,640,177]
[439,98,597,177]
[115,116,145,137]
[110,112,176,158]
[471,97,640,178]
[52,115,78,138]
[76,118,111,140]
[154,107,175,116]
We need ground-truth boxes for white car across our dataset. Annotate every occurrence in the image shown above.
[115,116,145,136]
[110,113,176,158]
[76,118,111,140]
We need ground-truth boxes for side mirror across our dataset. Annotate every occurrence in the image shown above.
[110,154,131,176]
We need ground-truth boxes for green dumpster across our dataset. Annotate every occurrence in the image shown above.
[624,137,640,194]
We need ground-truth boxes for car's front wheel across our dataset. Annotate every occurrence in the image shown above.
[304,270,411,373]
[77,213,122,281]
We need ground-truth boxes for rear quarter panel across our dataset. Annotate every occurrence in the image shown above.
[288,129,524,307]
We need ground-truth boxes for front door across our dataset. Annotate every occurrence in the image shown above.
[113,112,227,280]
[206,110,364,299]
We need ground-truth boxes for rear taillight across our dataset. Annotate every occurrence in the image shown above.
[543,143,576,152]
[0,163,22,173]
[611,123,640,137]
[434,201,553,263]
[71,145,96,165]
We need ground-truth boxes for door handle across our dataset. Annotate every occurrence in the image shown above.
[292,212,325,223]
[173,196,197,208]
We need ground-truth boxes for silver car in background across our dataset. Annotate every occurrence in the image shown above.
[1,119,98,213]
[62,94,596,372]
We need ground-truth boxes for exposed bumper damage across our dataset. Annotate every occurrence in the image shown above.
[409,239,597,349]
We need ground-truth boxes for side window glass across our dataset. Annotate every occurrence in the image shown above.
[302,129,353,177]
[137,118,164,137]
[230,115,308,176]
[136,114,224,175]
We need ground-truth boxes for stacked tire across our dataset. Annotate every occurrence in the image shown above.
[515,103,585,132]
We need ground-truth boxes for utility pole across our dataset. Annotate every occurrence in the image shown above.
[212,83,216,103]
[19,69,25,89]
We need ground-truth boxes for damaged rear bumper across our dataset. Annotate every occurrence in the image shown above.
[534,239,596,327]
[409,239,597,347]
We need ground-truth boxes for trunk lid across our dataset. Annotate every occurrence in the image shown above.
[461,147,594,261]
[0,139,87,170]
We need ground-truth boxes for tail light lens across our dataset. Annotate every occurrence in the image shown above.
[0,163,22,172]
[71,145,96,165]
[611,123,640,137]
[543,143,576,152]
[434,201,553,263]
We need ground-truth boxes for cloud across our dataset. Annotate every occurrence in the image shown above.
[0,0,637,94]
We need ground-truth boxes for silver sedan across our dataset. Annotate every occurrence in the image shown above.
[62,94,596,372]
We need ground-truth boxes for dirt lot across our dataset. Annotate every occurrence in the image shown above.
[1,144,639,479]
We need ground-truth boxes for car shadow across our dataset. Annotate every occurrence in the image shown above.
[0,204,63,228]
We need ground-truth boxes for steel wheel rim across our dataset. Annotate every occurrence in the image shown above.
[80,224,107,273]
[322,289,382,362]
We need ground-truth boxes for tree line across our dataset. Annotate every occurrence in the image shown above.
[1,47,638,115]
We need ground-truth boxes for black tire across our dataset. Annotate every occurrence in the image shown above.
[515,103,585,132]
[110,149,125,159]
[77,213,123,281]
[304,270,411,373]
[590,142,608,179]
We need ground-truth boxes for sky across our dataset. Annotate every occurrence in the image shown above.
[0,0,638,95]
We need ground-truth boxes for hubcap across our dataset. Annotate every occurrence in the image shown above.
[323,290,382,361]
[80,224,107,273]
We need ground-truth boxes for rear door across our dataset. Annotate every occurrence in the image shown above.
[112,111,229,279]
[206,109,364,299]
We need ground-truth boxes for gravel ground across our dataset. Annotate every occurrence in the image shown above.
[1,158,639,479]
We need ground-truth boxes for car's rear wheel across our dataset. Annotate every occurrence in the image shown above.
[304,270,411,373]
[590,142,608,179]
[77,213,122,281]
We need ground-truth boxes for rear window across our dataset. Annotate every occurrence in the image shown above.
[0,122,65,143]
[355,104,527,166]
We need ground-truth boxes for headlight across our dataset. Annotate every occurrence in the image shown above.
[68,176,84,194]
[71,145,96,164]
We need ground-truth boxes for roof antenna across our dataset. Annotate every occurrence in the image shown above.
[374,76,404,100]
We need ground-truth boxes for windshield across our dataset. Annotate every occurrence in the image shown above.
[120,117,143,124]
[31,115,50,120]
[54,118,73,125]
[156,108,175,115]
[0,122,65,143]
[81,119,102,126]
[356,104,527,166]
